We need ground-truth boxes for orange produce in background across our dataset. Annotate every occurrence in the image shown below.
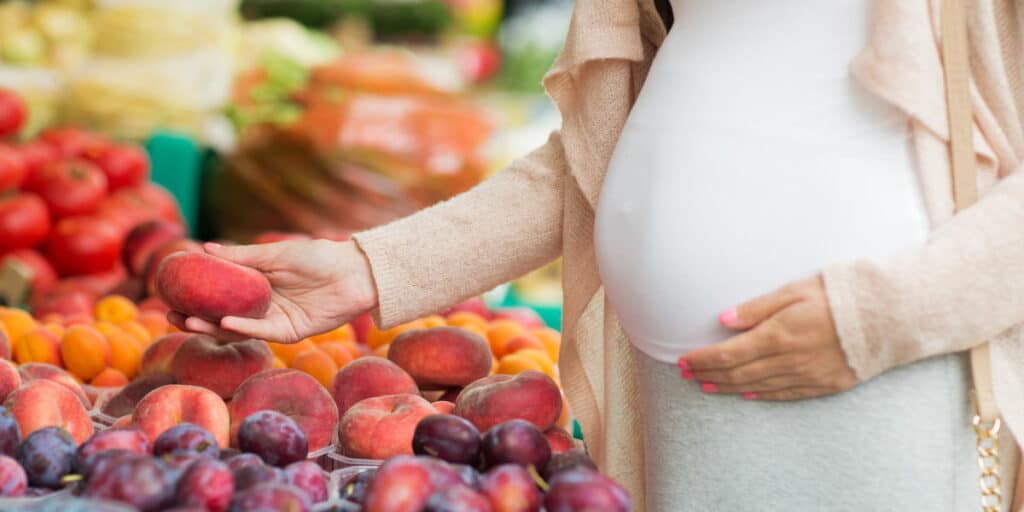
[366,320,425,350]
[268,339,316,366]
[0,309,36,348]
[308,324,355,345]
[15,328,62,366]
[90,367,129,387]
[117,321,152,347]
[289,349,338,388]
[61,325,111,381]
[318,342,356,369]
[94,295,138,324]
[106,329,143,379]
[486,320,526,357]
[532,328,561,363]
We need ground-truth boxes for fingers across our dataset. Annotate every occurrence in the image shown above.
[679,320,788,371]
[204,242,286,270]
[720,283,802,330]
[220,316,296,344]
[687,353,799,384]
[699,374,803,394]
[753,387,833,401]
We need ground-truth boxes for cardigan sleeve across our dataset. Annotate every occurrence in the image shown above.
[351,132,567,328]
[823,167,1024,381]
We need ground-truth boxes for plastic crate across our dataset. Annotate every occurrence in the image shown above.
[146,131,204,237]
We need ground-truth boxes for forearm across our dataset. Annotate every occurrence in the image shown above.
[824,169,1024,380]
[352,133,567,327]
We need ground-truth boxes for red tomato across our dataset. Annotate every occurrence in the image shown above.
[86,144,150,190]
[0,89,27,138]
[0,145,26,191]
[18,140,58,192]
[36,159,109,218]
[46,216,122,276]
[39,127,108,157]
[0,249,59,298]
[31,288,95,319]
[0,193,51,251]
[122,183,182,225]
[96,194,152,236]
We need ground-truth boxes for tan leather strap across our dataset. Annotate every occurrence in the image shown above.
[941,0,998,423]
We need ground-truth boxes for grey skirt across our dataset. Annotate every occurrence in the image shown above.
[634,348,1018,512]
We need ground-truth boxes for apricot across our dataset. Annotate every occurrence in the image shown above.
[373,344,390,358]
[496,350,555,378]
[446,311,488,332]
[272,356,286,369]
[485,320,526,356]
[60,325,112,381]
[134,312,169,341]
[421,315,446,329]
[330,357,420,415]
[94,295,138,324]
[388,327,492,390]
[170,336,273,399]
[308,324,355,345]
[453,370,562,431]
[0,324,10,360]
[106,329,144,379]
[318,342,356,369]
[267,339,316,366]
[289,349,338,388]
[118,320,152,347]
[14,328,62,367]
[90,368,129,387]
[155,252,271,323]
[229,369,339,452]
[532,328,561,363]
[491,307,545,329]
[366,319,426,350]
[0,308,35,348]
[501,334,547,357]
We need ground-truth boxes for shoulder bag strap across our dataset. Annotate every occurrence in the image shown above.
[940,0,1003,510]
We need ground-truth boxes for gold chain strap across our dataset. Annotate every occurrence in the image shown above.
[973,414,1003,512]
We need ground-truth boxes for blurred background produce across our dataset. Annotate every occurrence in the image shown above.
[0,0,571,323]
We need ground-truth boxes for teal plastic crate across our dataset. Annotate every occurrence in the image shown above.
[145,132,203,237]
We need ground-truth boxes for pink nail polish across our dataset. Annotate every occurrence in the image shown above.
[719,307,738,326]
[700,382,719,393]
[681,369,694,380]
[677,359,690,371]
[743,392,758,400]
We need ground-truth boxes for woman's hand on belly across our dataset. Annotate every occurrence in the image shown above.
[677,276,858,401]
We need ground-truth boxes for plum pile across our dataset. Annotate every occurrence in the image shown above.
[337,413,632,511]
[0,407,328,511]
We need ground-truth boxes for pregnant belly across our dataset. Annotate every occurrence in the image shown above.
[595,104,930,363]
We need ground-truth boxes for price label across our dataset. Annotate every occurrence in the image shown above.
[0,259,32,308]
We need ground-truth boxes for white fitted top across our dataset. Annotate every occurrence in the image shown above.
[595,0,931,363]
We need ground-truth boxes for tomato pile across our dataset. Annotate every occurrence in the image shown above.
[0,88,183,309]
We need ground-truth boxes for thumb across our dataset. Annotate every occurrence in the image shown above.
[204,242,283,270]
[721,284,802,330]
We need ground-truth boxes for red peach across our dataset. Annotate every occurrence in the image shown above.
[432,401,455,415]
[443,297,491,319]
[155,252,271,323]
[121,221,185,277]
[142,239,202,296]
[228,369,339,452]
[170,335,273,399]
[338,394,437,460]
[139,332,189,377]
[4,380,94,443]
[0,360,20,403]
[330,357,419,416]
[544,426,575,454]
[17,363,90,407]
[491,308,545,329]
[132,384,231,448]
[453,370,562,432]
[388,327,492,390]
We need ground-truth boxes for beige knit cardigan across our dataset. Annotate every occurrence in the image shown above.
[353,1,1024,509]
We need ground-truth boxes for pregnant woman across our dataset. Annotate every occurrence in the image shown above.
[174,0,1024,509]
